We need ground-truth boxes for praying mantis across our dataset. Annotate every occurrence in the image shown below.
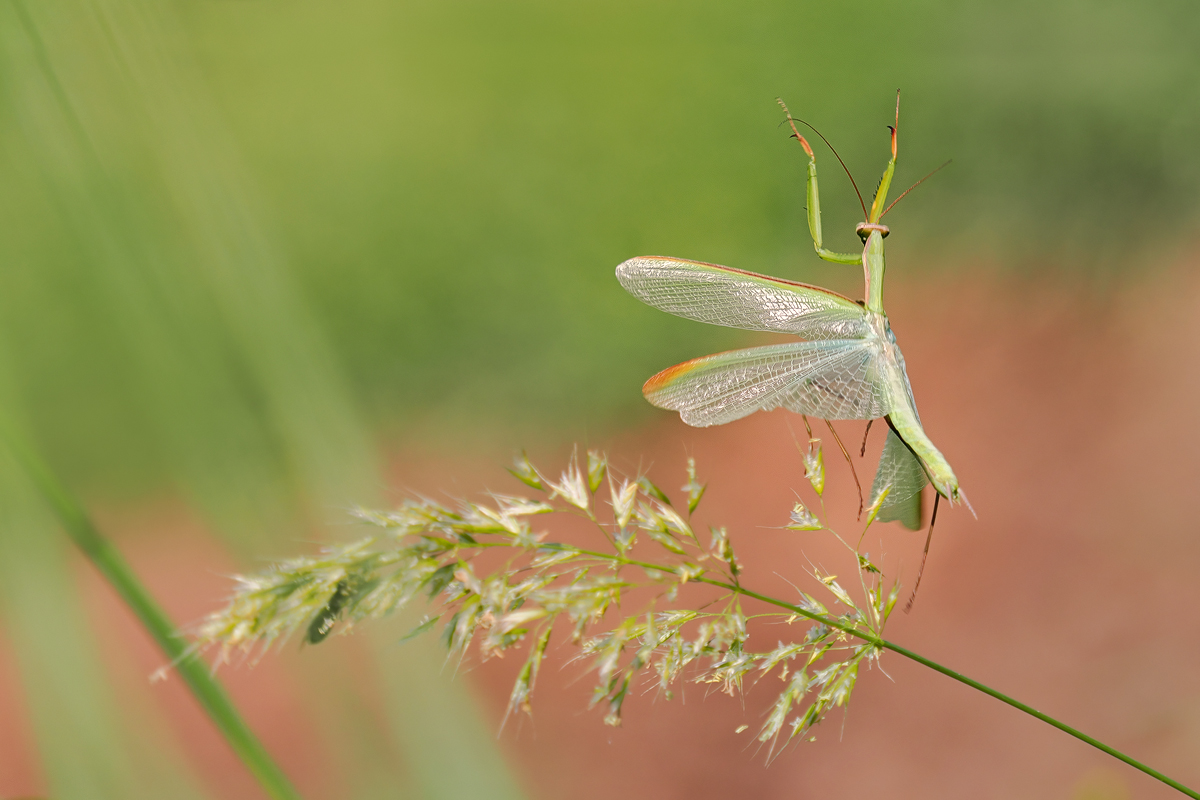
[616,95,968,604]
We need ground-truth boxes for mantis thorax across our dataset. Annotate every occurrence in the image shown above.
[862,229,887,314]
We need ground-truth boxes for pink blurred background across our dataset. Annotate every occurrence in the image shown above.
[3,264,1197,799]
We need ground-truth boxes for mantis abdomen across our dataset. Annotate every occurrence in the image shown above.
[878,336,960,503]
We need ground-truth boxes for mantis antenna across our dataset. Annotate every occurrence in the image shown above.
[881,159,953,218]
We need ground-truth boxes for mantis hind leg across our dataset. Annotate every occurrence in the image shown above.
[904,494,940,614]
[823,419,864,519]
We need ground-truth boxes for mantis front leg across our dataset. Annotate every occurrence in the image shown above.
[779,100,862,265]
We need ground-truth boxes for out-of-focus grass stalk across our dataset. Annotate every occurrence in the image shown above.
[3,3,529,796]
[0,412,304,800]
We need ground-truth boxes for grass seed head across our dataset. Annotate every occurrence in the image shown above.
[196,447,895,758]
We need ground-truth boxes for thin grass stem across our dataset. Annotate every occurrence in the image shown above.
[192,450,1200,798]
[703,578,1199,799]
[564,544,1196,795]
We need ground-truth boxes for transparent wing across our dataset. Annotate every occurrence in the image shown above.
[643,340,891,427]
[617,256,870,341]
[868,428,929,531]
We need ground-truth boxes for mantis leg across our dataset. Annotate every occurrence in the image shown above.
[779,101,862,265]
[904,493,940,613]
[823,419,864,518]
[803,154,863,264]
[860,419,873,457]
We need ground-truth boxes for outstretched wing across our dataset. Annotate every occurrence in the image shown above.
[616,256,869,341]
[644,340,891,426]
[868,428,929,530]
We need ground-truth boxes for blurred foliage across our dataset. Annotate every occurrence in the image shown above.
[1,0,1198,489]
[0,448,210,800]
[0,2,526,798]
[0,2,1194,797]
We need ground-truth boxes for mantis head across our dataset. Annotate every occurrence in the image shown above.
[856,222,890,242]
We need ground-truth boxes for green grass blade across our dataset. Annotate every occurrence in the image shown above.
[0,5,531,796]
[0,501,143,799]
[0,411,304,800]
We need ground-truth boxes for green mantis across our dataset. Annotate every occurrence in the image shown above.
[616,95,967,604]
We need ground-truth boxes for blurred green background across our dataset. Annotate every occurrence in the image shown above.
[0,0,1196,797]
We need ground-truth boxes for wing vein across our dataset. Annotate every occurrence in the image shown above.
[617,256,869,341]
[643,340,890,426]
